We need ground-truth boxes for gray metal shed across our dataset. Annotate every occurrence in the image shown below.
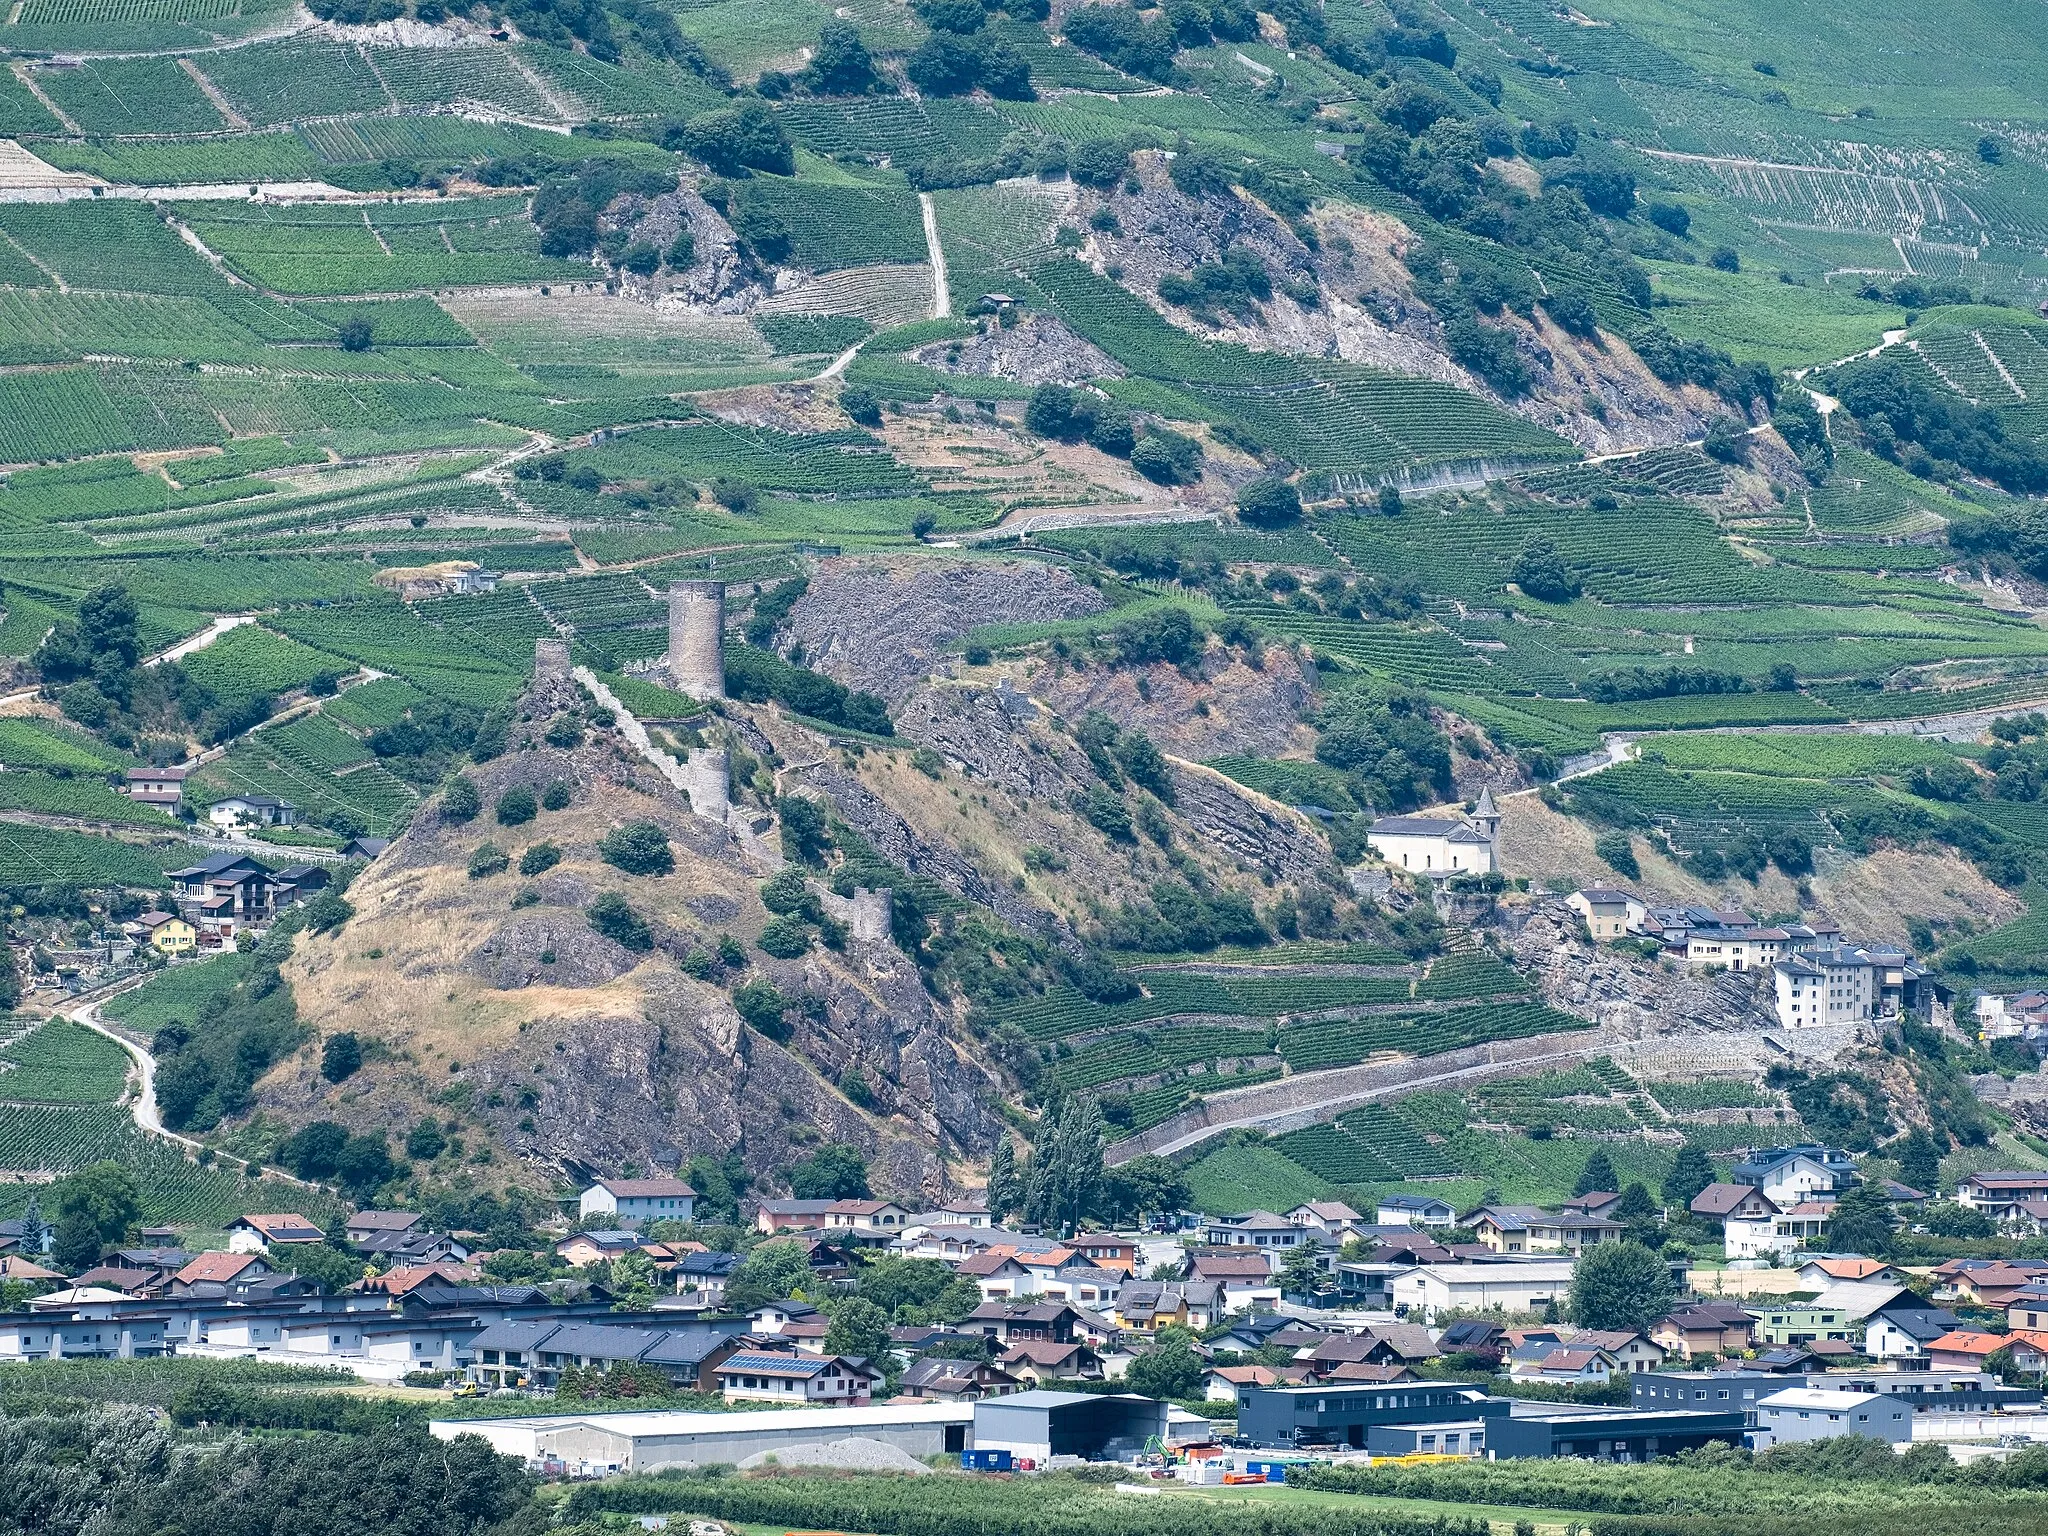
[971,1390,1168,1462]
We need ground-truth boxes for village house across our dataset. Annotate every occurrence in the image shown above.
[716,1349,878,1405]
[1202,1210,1311,1267]
[133,911,196,956]
[372,560,496,600]
[1957,1172,2048,1223]
[555,1231,649,1268]
[578,1177,696,1228]
[1509,1342,1613,1386]
[1565,885,1647,939]
[1288,1200,1365,1235]
[1000,1339,1104,1383]
[344,1211,422,1243]
[123,765,188,813]
[1374,1194,1456,1228]
[1730,1146,1858,1207]
[206,794,297,831]
[1188,1251,1282,1311]
[1686,924,1788,971]
[898,1355,1022,1401]
[1650,1302,1756,1359]
[225,1214,325,1255]
[822,1199,909,1238]
[1467,1205,1622,1255]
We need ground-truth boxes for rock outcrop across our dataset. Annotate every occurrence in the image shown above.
[781,556,1107,704]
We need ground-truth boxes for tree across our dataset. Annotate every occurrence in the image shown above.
[1823,1183,1896,1257]
[1278,1241,1324,1296]
[599,820,674,876]
[1236,475,1302,528]
[986,1137,1022,1221]
[803,18,878,93]
[1575,1147,1617,1197]
[777,794,832,864]
[52,1209,102,1272]
[1101,1154,1189,1223]
[336,1134,395,1199]
[677,101,793,176]
[723,1238,814,1314]
[607,1251,659,1311]
[337,318,373,352]
[789,1144,871,1200]
[1921,1200,1994,1239]
[1896,1128,1942,1195]
[17,1194,47,1257]
[53,1160,140,1247]
[824,1296,893,1366]
[1511,537,1581,602]
[1663,1143,1715,1210]
[841,385,882,428]
[321,1032,361,1084]
[282,1120,350,1181]
[1125,1325,1204,1399]
[287,1237,366,1293]
[1612,1182,1661,1244]
[1022,1097,1105,1234]
[77,583,141,670]
[1569,1240,1675,1332]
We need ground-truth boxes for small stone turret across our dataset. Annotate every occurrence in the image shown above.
[667,580,725,700]
[534,637,571,684]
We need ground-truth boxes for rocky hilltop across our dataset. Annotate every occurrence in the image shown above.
[280,663,1003,1201]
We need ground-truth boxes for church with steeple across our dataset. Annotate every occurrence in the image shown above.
[1364,786,1502,877]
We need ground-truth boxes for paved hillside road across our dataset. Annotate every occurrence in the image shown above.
[66,985,331,1189]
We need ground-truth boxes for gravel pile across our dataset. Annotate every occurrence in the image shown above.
[736,1438,934,1474]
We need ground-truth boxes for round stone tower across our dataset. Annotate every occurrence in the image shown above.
[667,580,726,700]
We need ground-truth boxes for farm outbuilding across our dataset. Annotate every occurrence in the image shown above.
[969,1390,1169,1462]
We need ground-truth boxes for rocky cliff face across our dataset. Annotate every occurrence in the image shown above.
[277,683,1002,1200]
[780,556,1107,705]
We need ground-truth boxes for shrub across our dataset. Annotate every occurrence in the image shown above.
[841,385,882,427]
[758,916,813,957]
[441,776,480,823]
[496,786,537,826]
[732,979,789,1039]
[1511,537,1581,602]
[519,842,562,877]
[336,318,373,352]
[1593,831,1638,879]
[600,820,674,875]
[468,843,510,878]
[589,892,654,951]
[542,780,573,811]
[1236,475,1301,527]
[320,1033,361,1084]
